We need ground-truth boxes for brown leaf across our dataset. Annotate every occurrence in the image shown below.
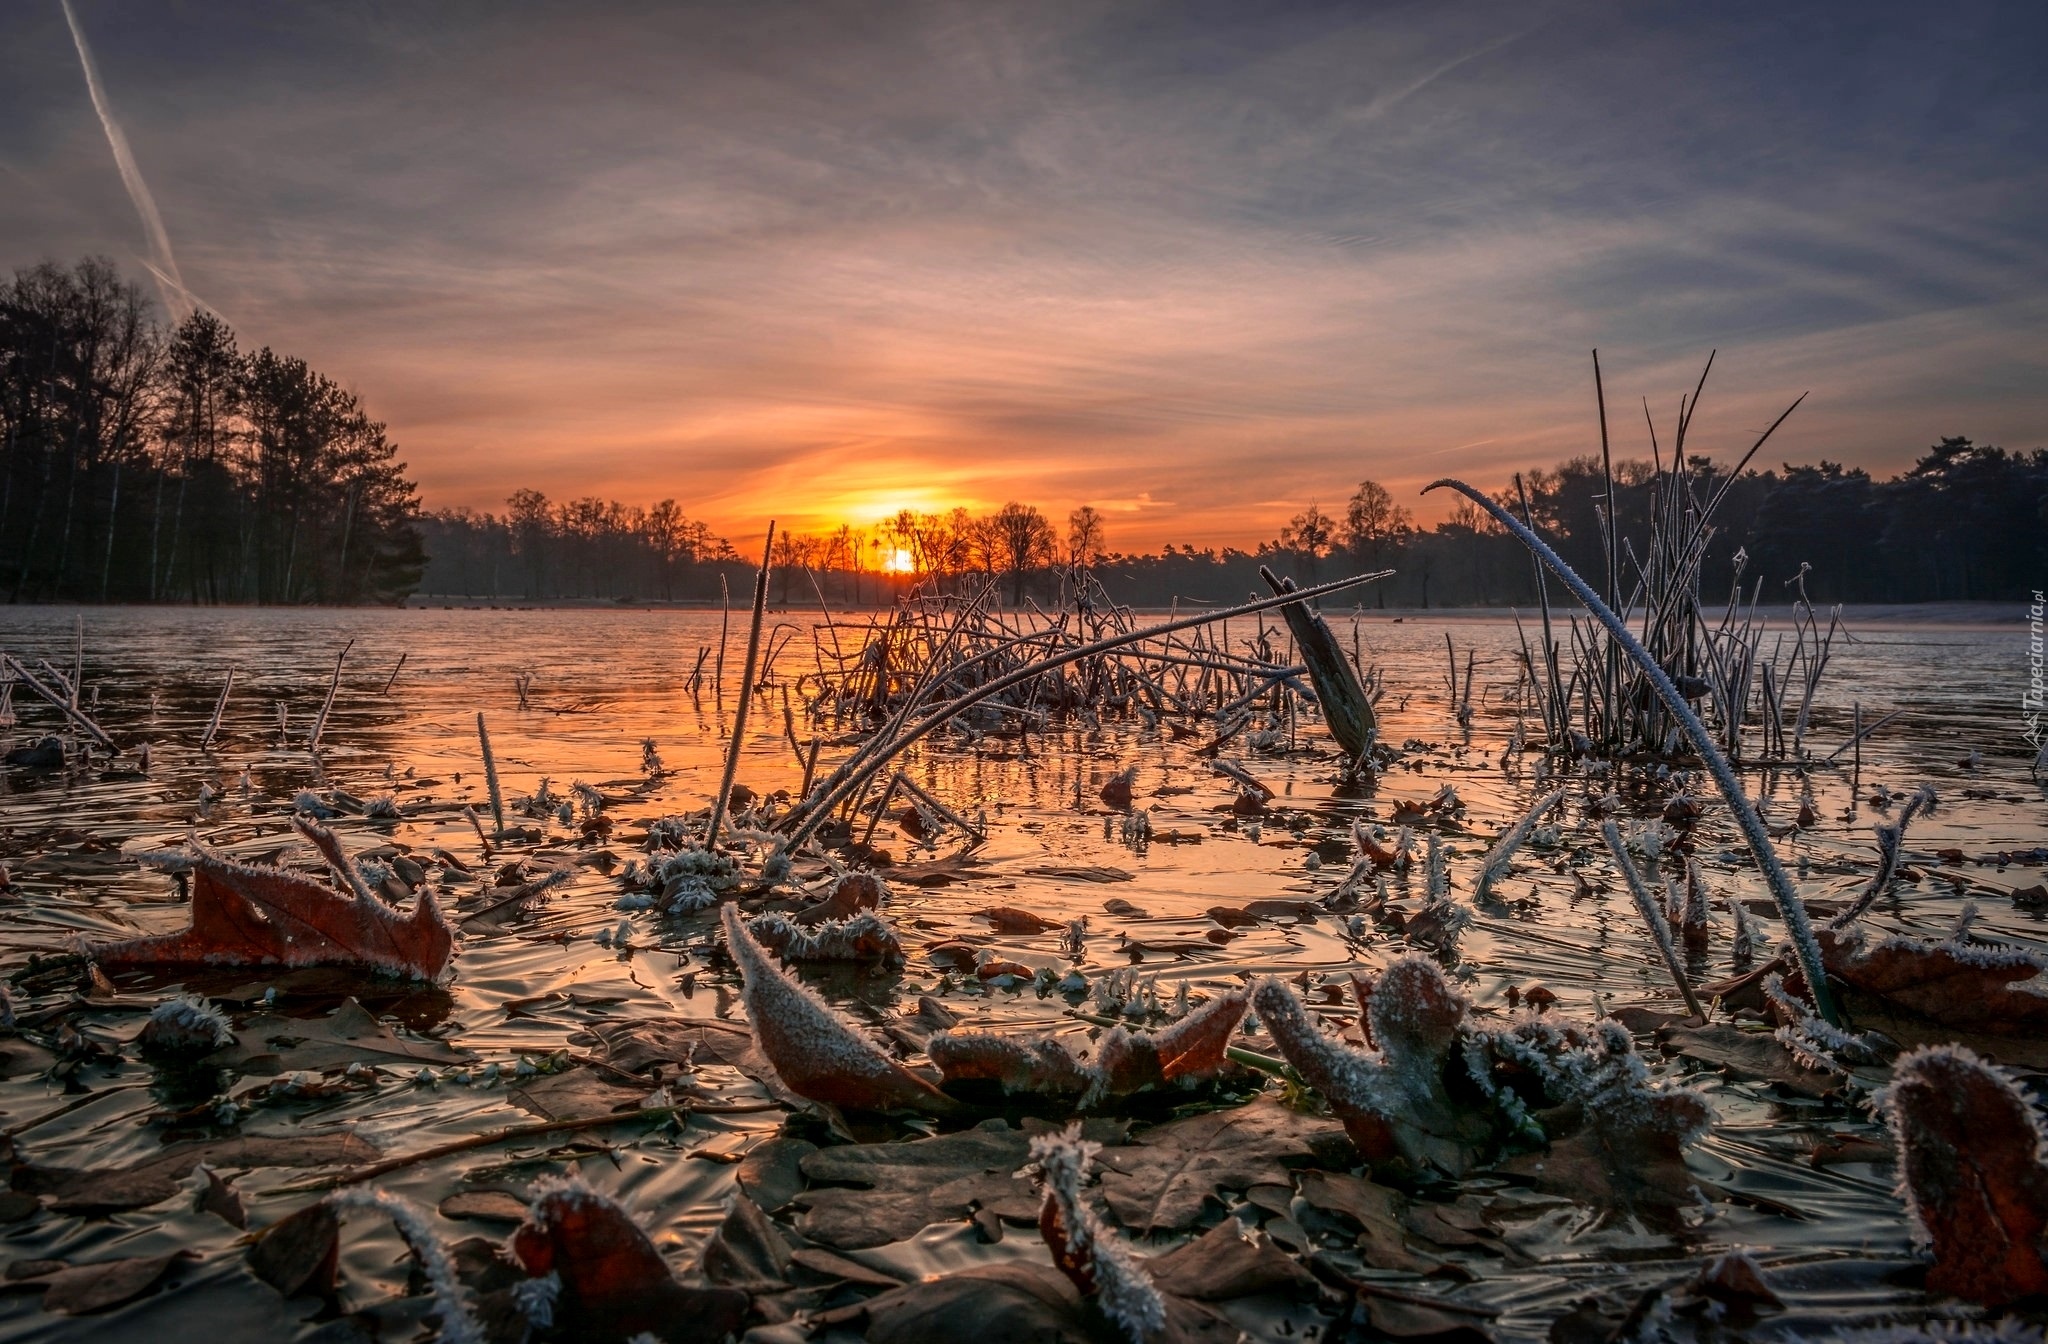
[1023,865,1134,884]
[39,1252,186,1315]
[981,906,1062,933]
[1495,1103,1705,1232]
[794,1119,1040,1249]
[439,1190,529,1223]
[698,1193,791,1289]
[250,1202,340,1298]
[794,871,887,924]
[1658,1023,1843,1098]
[1147,1220,1317,1300]
[1822,928,2048,1036]
[209,997,470,1073]
[722,903,953,1113]
[1879,1044,2048,1305]
[509,1067,659,1122]
[196,1165,246,1228]
[1096,1099,1345,1233]
[1297,1170,1443,1274]
[836,1262,1092,1344]
[93,844,453,980]
[18,1132,379,1215]
[737,1135,817,1213]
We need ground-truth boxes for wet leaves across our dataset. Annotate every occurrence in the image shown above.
[793,1118,1041,1248]
[1095,1099,1345,1233]
[249,1201,341,1297]
[15,1132,379,1214]
[30,1251,188,1314]
[1659,1021,1845,1098]
[209,996,471,1073]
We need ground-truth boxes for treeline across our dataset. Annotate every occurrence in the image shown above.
[428,439,2047,610]
[416,492,741,602]
[737,445,2048,610]
[1,257,425,604]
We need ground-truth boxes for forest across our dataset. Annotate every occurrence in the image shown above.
[0,257,426,605]
[8,257,2045,610]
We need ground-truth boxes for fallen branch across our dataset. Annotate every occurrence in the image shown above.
[0,652,116,749]
[273,1098,784,1192]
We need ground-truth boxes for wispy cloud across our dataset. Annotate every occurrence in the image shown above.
[57,0,191,320]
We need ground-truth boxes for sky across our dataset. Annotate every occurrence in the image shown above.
[3,0,2045,554]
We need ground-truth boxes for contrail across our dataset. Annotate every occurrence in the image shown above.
[60,0,193,320]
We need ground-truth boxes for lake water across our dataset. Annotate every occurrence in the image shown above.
[1,603,2043,1340]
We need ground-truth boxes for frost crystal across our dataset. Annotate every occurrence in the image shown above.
[138,994,236,1053]
[326,1187,484,1344]
[746,910,905,965]
[1025,1124,1166,1343]
[1475,788,1564,898]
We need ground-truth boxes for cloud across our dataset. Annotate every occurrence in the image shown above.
[57,0,192,320]
[4,0,2045,549]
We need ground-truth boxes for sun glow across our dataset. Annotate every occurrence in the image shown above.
[884,548,917,574]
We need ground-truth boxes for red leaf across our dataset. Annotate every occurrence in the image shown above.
[1880,1045,2048,1306]
[509,1176,748,1340]
[1821,928,2048,1035]
[95,844,453,980]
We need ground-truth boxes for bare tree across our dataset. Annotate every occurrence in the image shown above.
[1067,504,1106,566]
[988,501,1055,603]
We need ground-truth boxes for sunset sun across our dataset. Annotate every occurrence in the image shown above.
[884,547,916,574]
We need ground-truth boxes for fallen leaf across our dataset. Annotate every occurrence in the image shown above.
[981,906,1062,933]
[1878,1044,2048,1305]
[1096,1099,1345,1233]
[196,1165,246,1228]
[1659,1023,1843,1099]
[209,997,471,1073]
[510,1175,750,1341]
[787,1246,905,1288]
[722,904,954,1113]
[737,1135,817,1213]
[1297,1170,1443,1274]
[794,1118,1039,1249]
[794,871,888,923]
[508,1068,656,1121]
[1823,928,2048,1036]
[698,1193,792,1289]
[440,1190,528,1223]
[94,841,453,980]
[249,1202,340,1298]
[38,1252,186,1315]
[827,1262,1091,1344]
[1147,1220,1317,1300]
[18,1132,379,1215]
[1024,865,1134,884]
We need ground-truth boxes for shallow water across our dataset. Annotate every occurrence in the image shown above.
[1,603,2044,1341]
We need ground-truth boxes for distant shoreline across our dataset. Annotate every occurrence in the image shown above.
[3,598,2028,629]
